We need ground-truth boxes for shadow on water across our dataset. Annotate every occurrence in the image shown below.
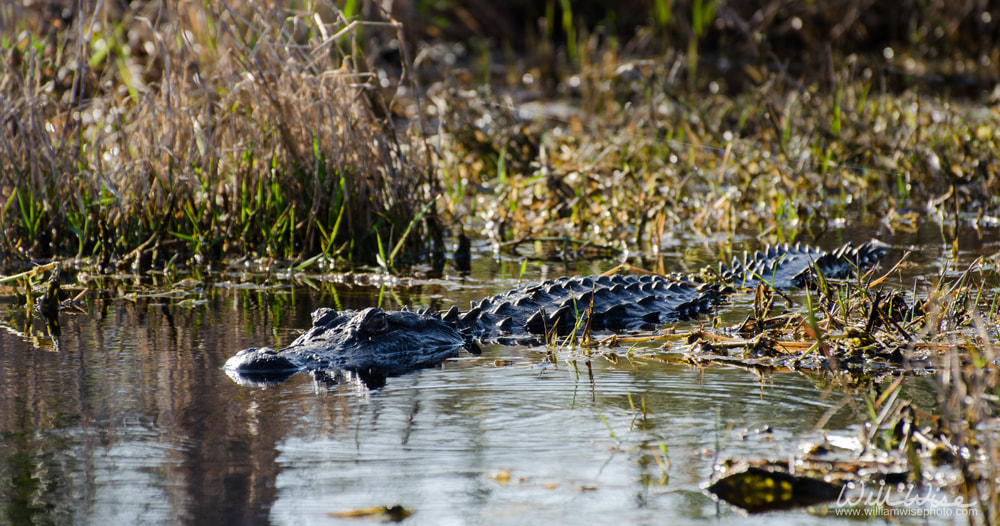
[0,223,997,524]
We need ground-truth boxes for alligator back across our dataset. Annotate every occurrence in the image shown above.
[441,274,723,342]
[718,241,886,289]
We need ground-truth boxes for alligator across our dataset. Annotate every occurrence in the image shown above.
[224,241,886,387]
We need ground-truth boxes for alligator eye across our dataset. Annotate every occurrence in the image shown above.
[363,310,388,334]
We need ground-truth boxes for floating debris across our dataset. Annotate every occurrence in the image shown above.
[329,505,413,522]
[706,463,843,513]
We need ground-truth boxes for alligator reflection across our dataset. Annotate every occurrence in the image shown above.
[225,366,387,389]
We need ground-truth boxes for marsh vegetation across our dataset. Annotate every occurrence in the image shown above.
[1,0,999,522]
[2,1,997,269]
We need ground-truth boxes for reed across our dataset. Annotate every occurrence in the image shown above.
[0,0,440,270]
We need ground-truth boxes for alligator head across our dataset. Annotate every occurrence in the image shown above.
[224,307,470,387]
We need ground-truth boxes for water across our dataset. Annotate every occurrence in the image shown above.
[1,224,997,525]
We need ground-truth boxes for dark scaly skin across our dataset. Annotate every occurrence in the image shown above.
[716,241,886,289]
[447,273,723,342]
[225,240,887,387]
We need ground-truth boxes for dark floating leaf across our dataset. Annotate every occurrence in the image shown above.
[707,466,843,513]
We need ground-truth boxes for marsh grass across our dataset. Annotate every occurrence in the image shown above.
[438,65,999,252]
[3,1,998,270]
[921,265,1000,523]
[425,1,998,253]
[825,265,1000,522]
[683,257,1000,518]
[1,0,439,270]
[752,261,1000,520]
[1,1,998,520]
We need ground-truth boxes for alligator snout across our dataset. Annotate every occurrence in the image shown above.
[225,346,299,373]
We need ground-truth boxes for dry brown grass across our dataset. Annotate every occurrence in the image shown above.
[2,0,998,270]
[1,0,438,269]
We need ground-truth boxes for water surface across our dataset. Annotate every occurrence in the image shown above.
[2,224,996,525]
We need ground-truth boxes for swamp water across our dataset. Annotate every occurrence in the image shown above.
[1,224,996,525]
